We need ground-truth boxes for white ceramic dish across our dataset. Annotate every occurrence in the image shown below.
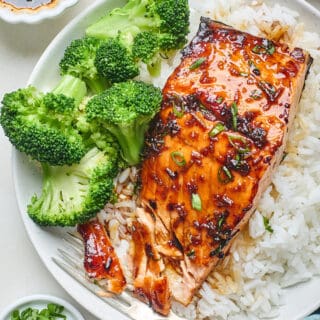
[11,0,320,319]
[0,294,85,320]
[0,0,78,24]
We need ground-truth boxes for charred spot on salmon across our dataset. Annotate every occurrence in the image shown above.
[169,233,184,252]
[149,200,157,210]
[258,80,281,103]
[214,194,234,207]
[249,60,261,76]
[145,243,160,261]
[165,167,178,179]
[186,180,198,194]
[249,127,267,148]
[290,47,306,63]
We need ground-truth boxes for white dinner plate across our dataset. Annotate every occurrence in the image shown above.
[12,0,320,319]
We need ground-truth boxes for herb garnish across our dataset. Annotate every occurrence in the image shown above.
[171,151,186,167]
[209,123,226,137]
[263,216,274,233]
[252,41,275,55]
[189,57,206,70]
[191,193,202,211]
[218,166,233,184]
[187,249,195,258]
[172,103,184,118]
[249,60,260,75]
[258,80,278,101]
[231,102,238,131]
[215,96,224,104]
[228,135,250,154]
[250,89,263,100]
[218,216,225,229]
[11,303,66,320]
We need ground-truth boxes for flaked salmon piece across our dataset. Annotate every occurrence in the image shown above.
[139,17,312,307]
[131,208,171,315]
[78,219,126,294]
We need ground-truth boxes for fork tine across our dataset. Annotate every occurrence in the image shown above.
[53,233,186,320]
[52,256,135,319]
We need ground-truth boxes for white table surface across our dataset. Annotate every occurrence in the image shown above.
[1,0,320,319]
[0,1,97,318]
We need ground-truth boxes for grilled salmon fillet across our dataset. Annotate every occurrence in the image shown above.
[135,17,312,312]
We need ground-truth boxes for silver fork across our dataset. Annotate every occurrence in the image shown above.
[52,232,186,320]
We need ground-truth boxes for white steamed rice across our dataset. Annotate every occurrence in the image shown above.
[98,1,320,319]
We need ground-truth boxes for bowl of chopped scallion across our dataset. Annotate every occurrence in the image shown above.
[0,294,84,320]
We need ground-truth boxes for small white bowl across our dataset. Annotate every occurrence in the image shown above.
[0,0,78,24]
[0,294,85,320]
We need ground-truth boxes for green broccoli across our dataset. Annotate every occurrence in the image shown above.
[86,0,190,80]
[94,38,139,83]
[86,80,162,166]
[0,75,88,166]
[132,32,161,76]
[28,140,120,227]
[59,37,108,93]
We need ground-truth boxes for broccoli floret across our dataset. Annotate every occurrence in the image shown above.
[86,80,162,165]
[94,38,139,83]
[59,37,108,93]
[28,143,120,227]
[86,0,190,78]
[0,75,88,166]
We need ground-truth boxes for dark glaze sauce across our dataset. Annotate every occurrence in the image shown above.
[1,0,55,11]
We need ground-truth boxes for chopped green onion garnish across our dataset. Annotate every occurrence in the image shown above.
[267,44,275,55]
[172,104,184,118]
[209,122,226,137]
[231,102,238,131]
[191,193,202,211]
[250,89,263,100]
[228,135,250,153]
[187,249,195,257]
[218,166,233,184]
[252,41,275,55]
[189,57,206,70]
[263,216,274,233]
[10,303,66,320]
[218,216,225,229]
[216,96,224,104]
[239,72,249,77]
[171,151,186,167]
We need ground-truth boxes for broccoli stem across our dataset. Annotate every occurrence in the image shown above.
[107,123,147,166]
[147,57,161,77]
[86,0,156,39]
[86,76,109,94]
[52,74,87,106]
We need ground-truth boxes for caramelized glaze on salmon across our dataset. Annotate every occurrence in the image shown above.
[78,220,126,294]
[135,17,312,313]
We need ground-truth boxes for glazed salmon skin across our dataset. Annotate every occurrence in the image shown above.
[78,220,126,294]
[135,17,312,313]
